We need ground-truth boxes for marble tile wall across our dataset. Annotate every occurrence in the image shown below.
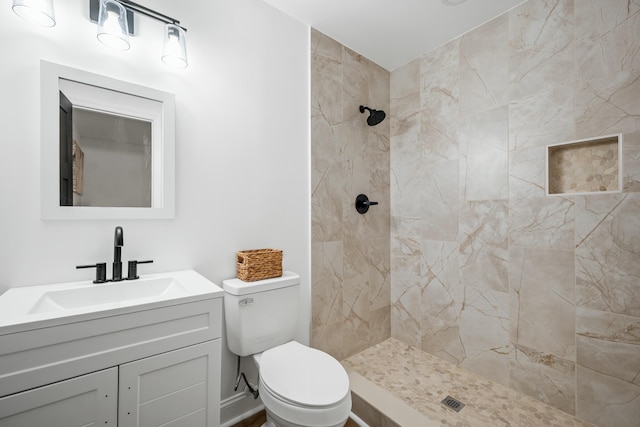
[390,0,640,426]
[310,29,391,360]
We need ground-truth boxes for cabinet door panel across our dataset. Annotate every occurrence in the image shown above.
[161,409,207,427]
[0,367,117,427]
[140,382,207,426]
[138,353,208,403]
[119,340,220,427]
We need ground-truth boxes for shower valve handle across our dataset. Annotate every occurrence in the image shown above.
[355,194,378,214]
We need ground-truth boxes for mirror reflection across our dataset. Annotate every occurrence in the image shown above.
[59,78,159,208]
[62,106,153,207]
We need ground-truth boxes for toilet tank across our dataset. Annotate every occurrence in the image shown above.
[223,271,300,357]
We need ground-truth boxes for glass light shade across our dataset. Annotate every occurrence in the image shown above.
[162,24,188,68]
[97,0,129,50]
[12,0,56,27]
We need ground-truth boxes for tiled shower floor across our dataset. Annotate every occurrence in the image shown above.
[342,338,593,427]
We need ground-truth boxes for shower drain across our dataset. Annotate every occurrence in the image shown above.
[441,395,465,412]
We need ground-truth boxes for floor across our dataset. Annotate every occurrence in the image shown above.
[231,410,360,427]
[342,338,594,427]
[231,337,595,427]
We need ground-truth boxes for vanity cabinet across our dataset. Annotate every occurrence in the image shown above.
[0,290,223,427]
[0,340,220,427]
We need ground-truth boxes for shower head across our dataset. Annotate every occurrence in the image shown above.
[359,105,386,126]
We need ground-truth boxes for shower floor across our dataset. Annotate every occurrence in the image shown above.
[342,338,593,427]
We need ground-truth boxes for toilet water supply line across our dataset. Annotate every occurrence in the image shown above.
[235,356,259,399]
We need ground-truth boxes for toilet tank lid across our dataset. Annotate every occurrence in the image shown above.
[223,271,300,295]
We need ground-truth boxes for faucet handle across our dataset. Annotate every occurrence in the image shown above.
[76,263,107,284]
[126,260,154,280]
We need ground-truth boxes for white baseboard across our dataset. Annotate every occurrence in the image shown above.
[220,391,264,427]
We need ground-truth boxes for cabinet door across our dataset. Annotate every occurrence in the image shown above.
[119,340,221,427]
[0,367,117,427]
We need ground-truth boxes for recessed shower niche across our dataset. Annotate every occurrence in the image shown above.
[546,134,622,196]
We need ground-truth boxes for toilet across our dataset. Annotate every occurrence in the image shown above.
[223,272,351,427]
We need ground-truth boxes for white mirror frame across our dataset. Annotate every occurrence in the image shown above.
[40,60,175,219]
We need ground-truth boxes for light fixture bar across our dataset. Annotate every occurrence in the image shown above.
[119,0,187,32]
[89,0,187,33]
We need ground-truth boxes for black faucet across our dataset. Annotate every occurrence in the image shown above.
[112,226,124,281]
[77,226,153,283]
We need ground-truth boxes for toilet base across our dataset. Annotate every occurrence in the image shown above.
[263,408,347,427]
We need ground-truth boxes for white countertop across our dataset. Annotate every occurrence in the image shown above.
[0,270,223,335]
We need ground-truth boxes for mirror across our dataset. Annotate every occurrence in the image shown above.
[41,60,175,219]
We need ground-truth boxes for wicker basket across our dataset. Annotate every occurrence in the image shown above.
[236,249,283,282]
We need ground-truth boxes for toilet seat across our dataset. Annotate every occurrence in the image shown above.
[260,341,350,407]
[258,341,351,426]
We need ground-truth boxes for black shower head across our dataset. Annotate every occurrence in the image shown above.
[359,105,386,126]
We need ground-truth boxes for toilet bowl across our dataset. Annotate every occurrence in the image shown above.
[222,272,352,427]
[254,341,351,427]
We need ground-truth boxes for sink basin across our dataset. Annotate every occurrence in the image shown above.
[28,277,187,314]
[0,270,223,332]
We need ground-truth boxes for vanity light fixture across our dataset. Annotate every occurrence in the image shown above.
[12,0,187,68]
[97,0,130,50]
[90,0,188,67]
[162,24,188,68]
[12,0,56,27]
